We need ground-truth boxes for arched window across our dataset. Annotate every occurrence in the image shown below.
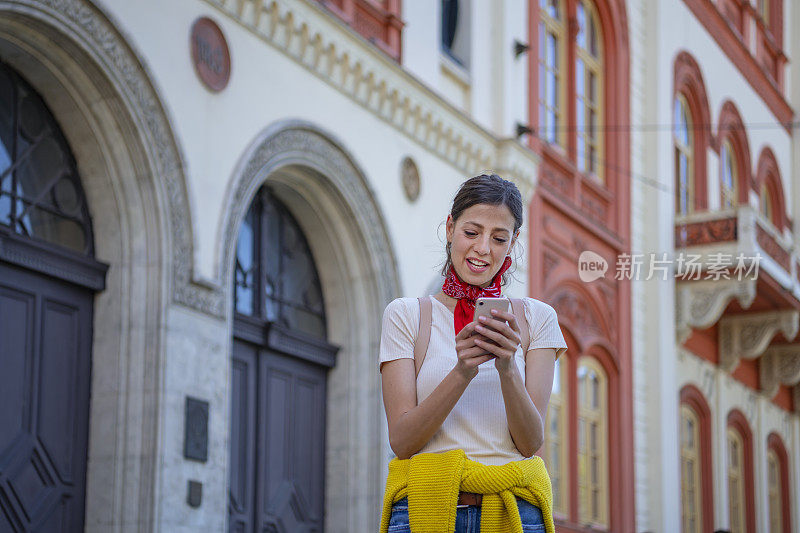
[0,64,94,255]
[234,186,326,338]
[680,405,702,533]
[543,356,568,516]
[755,148,786,231]
[673,52,711,211]
[727,428,746,533]
[679,385,714,533]
[720,140,737,209]
[767,433,792,533]
[726,410,755,533]
[716,101,750,210]
[577,356,607,527]
[538,0,565,146]
[674,94,694,214]
[767,448,782,532]
[575,0,603,180]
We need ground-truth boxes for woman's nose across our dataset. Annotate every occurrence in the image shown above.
[474,237,490,254]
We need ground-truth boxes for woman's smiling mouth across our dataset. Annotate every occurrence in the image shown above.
[466,258,490,272]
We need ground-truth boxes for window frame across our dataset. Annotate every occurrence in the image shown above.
[543,355,569,517]
[719,139,737,209]
[673,93,694,215]
[767,448,782,533]
[537,0,567,148]
[680,405,703,533]
[727,428,746,533]
[574,0,604,182]
[766,432,792,533]
[755,147,786,232]
[726,410,756,533]
[679,385,714,533]
[576,355,608,528]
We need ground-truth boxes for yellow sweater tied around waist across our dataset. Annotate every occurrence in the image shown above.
[380,449,555,533]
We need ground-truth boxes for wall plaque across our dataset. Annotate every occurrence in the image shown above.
[190,17,231,92]
[401,157,421,202]
[184,396,209,462]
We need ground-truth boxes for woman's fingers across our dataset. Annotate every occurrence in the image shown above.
[473,337,504,357]
[474,323,518,350]
[458,345,490,359]
[488,309,520,335]
[455,321,478,341]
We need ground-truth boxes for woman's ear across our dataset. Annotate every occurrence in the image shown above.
[445,215,454,241]
[509,230,519,251]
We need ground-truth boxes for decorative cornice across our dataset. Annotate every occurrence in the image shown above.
[760,345,800,398]
[675,279,756,344]
[201,0,537,189]
[719,310,799,372]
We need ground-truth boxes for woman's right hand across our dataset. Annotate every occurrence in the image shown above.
[454,322,494,379]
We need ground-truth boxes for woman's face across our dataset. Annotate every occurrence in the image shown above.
[446,203,517,288]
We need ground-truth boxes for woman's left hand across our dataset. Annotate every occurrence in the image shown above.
[473,309,522,374]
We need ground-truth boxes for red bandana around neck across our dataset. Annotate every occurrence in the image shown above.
[441,256,512,335]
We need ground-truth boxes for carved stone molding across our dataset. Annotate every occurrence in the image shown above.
[760,345,800,398]
[551,289,605,343]
[3,0,224,316]
[719,310,799,372]
[675,279,756,343]
[202,0,536,190]
[218,121,401,307]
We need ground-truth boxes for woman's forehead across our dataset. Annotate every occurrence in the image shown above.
[456,203,515,231]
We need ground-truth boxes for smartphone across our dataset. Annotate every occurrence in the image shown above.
[473,297,510,323]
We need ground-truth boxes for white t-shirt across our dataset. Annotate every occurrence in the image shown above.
[379,296,568,465]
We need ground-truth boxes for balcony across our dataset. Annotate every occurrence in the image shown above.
[674,206,800,406]
[317,0,403,61]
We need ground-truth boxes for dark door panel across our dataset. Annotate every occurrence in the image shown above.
[229,340,258,533]
[256,350,326,532]
[0,262,93,532]
[229,336,328,533]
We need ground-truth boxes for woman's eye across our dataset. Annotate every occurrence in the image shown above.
[464,231,477,237]
[494,238,507,243]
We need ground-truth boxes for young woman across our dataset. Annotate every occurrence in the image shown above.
[378,174,567,533]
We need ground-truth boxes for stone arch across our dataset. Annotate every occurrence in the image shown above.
[218,120,401,530]
[0,0,212,529]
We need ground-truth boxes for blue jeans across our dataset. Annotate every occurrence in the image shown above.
[388,497,546,532]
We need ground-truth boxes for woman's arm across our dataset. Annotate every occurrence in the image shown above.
[474,310,556,457]
[381,322,492,459]
[499,348,556,456]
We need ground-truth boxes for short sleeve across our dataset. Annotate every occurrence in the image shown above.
[523,298,568,360]
[379,298,419,368]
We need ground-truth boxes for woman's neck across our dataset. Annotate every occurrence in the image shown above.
[434,291,457,313]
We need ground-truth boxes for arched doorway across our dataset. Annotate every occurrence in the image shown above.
[0,62,106,532]
[228,185,337,532]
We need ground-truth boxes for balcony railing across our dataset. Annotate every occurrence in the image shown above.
[317,0,403,61]
[674,205,799,299]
